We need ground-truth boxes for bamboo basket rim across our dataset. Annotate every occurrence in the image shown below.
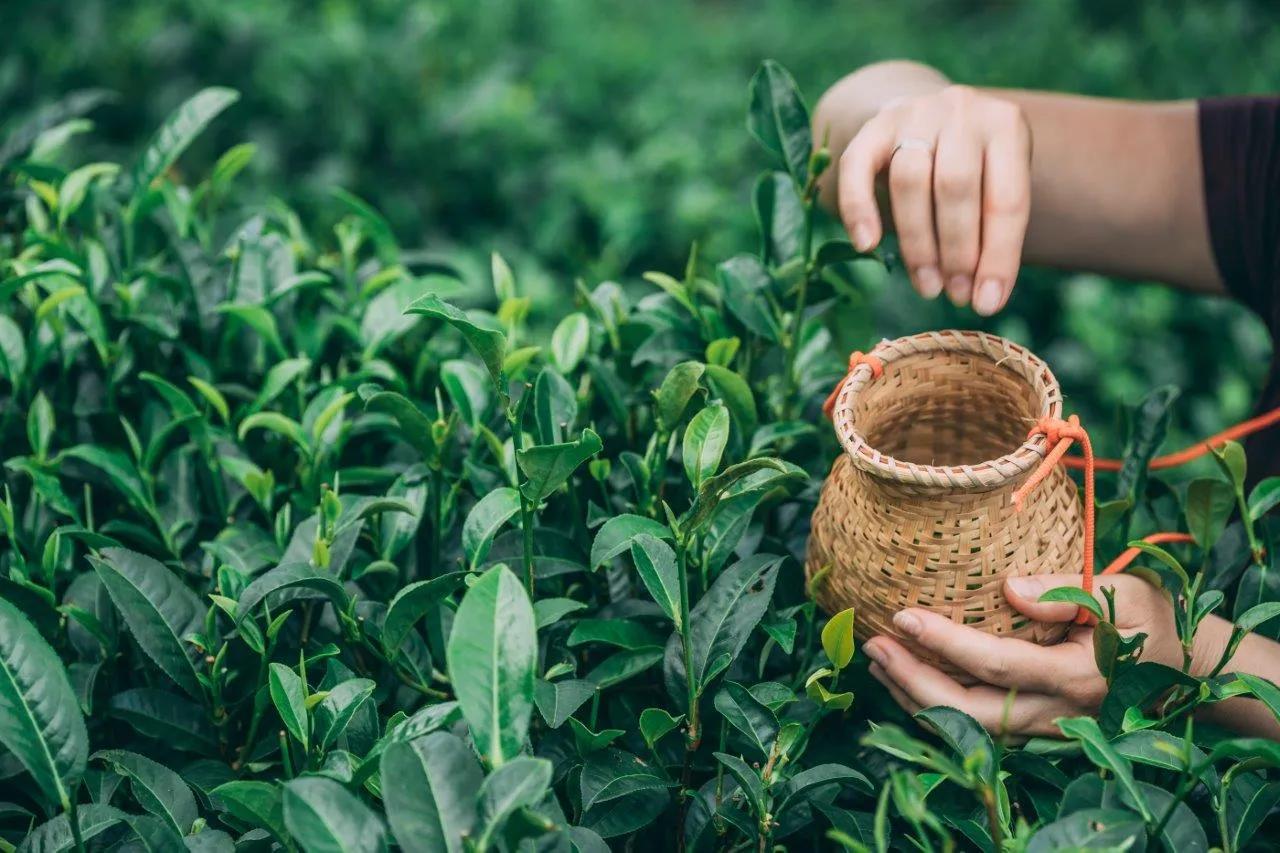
[827,330,1064,491]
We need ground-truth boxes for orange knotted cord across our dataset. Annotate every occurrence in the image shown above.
[821,350,885,420]
[823,351,1280,626]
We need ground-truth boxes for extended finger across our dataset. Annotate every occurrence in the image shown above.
[838,115,896,254]
[886,128,943,299]
[972,112,1032,316]
[932,124,983,306]
[883,608,1077,694]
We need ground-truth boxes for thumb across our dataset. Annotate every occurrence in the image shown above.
[1003,574,1091,623]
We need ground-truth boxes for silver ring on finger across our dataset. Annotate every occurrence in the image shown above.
[891,137,935,159]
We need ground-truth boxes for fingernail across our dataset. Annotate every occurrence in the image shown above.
[863,641,886,666]
[916,266,943,299]
[948,275,972,306]
[973,279,1003,316]
[893,611,923,637]
[1008,576,1043,599]
[852,223,875,251]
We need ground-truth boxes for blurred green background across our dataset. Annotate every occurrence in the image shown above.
[5,0,1277,457]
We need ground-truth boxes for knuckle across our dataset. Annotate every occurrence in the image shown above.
[934,167,977,201]
[986,99,1026,132]
[975,654,1011,684]
[889,158,931,191]
[984,187,1030,219]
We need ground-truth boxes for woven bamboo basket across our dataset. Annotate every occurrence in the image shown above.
[806,330,1084,676]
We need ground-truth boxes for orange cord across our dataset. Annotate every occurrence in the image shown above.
[821,351,884,420]
[826,353,1280,625]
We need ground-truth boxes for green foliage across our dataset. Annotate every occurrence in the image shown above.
[3,56,1280,853]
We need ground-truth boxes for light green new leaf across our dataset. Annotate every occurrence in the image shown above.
[382,733,482,853]
[445,565,537,767]
[131,87,240,206]
[462,488,522,568]
[551,313,590,374]
[516,428,603,502]
[821,608,856,670]
[269,664,309,751]
[534,367,577,446]
[57,162,119,226]
[682,405,729,490]
[0,596,88,811]
[0,315,26,389]
[283,777,388,853]
[89,548,203,699]
[441,359,492,428]
[359,387,437,460]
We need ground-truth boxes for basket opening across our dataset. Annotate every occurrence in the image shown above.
[854,351,1041,467]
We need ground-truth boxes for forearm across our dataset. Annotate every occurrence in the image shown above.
[1193,615,1280,739]
[810,60,1223,295]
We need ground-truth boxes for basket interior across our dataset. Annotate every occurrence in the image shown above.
[854,350,1042,467]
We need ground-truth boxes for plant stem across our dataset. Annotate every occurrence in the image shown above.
[429,464,444,580]
[676,536,699,853]
[981,787,1002,853]
[279,730,296,779]
[68,794,86,853]
[781,190,818,419]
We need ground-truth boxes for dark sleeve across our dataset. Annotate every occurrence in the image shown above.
[1199,97,1280,329]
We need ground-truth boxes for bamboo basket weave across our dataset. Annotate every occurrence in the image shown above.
[806,330,1084,676]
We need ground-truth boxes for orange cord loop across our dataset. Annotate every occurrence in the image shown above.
[1014,416,1098,624]
[822,350,885,420]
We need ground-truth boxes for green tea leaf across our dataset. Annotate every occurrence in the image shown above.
[94,749,198,835]
[315,679,376,751]
[89,548,203,699]
[441,359,492,428]
[567,619,664,652]
[105,689,217,753]
[131,87,240,206]
[1036,587,1105,622]
[581,749,674,813]
[551,313,590,374]
[445,564,536,767]
[0,596,88,811]
[592,515,673,570]
[1249,477,1280,522]
[821,608,856,670]
[269,664,309,751]
[717,255,781,342]
[775,764,874,819]
[639,708,684,750]
[381,573,466,658]
[534,679,596,729]
[15,804,126,853]
[407,295,507,399]
[630,534,681,625]
[655,361,706,431]
[682,405,729,490]
[668,554,783,702]
[915,706,997,784]
[0,315,26,388]
[462,488,521,568]
[1055,717,1151,822]
[236,562,351,625]
[713,681,778,759]
[747,60,813,185]
[283,776,388,853]
[1185,478,1235,551]
[714,752,766,816]
[516,428,603,502]
[382,732,482,853]
[534,367,577,446]
[212,781,288,846]
[1115,386,1179,503]
[476,756,553,849]
[360,387,437,460]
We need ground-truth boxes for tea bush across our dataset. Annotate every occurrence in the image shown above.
[3,60,1280,853]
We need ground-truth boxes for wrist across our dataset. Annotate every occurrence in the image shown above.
[1189,614,1233,679]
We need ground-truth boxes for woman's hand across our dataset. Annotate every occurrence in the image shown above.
[862,573,1225,739]
[836,85,1033,315]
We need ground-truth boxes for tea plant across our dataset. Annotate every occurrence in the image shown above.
[2,59,1280,853]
